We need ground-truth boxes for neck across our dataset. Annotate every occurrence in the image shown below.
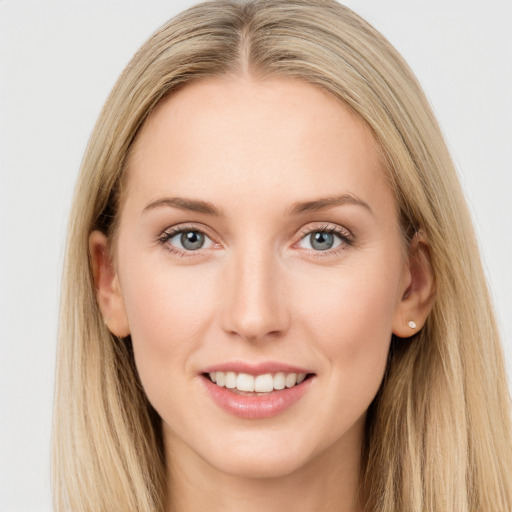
[164,417,365,512]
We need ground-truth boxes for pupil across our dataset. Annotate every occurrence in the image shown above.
[310,232,333,251]
[181,231,204,250]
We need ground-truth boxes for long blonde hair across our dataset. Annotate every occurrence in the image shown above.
[53,1,512,511]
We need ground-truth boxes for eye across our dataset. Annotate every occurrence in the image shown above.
[300,231,341,251]
[159,228,215,252]
[297,226,352,252]
[177,231,207,250]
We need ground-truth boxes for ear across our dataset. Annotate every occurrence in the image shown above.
[392,232,436,338]
[89,230,130,337]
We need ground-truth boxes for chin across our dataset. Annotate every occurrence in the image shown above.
[195,425,335,480]
[207,449,311,480]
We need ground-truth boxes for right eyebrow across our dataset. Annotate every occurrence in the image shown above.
[287,193,374,217]
[142,197,224,217]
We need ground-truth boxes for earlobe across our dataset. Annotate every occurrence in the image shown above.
[392,232,436,338]
[89,230,130,337]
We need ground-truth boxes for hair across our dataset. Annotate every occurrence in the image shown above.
[53,1,512,511]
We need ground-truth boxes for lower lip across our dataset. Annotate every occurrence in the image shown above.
[201,375,314,419]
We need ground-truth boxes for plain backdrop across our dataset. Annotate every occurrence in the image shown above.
[0,1,511,511]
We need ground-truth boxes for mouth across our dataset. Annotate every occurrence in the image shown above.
[203,371,314,395]
[200,366,315,419]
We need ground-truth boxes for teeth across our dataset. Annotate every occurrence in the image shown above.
[285,373,297,388]
[209,371,309,392]
[216,371,225,387]
[225,371,237,389]
[237,373,255,392]
[254,373,274,392]
[274,372,285,390]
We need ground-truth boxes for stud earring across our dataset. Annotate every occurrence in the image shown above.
[408,320,417,329]
[104,317,113,325]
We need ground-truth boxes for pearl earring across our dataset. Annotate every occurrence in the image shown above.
[408,320,417,329]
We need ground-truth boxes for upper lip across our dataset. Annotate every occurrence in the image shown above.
[201,360,313,376]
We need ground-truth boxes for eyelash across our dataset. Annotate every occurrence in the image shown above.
[295,224,354,258]
[156,223,217,258]
[156,223,354,258]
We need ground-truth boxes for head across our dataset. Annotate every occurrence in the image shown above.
[53,1,512,512]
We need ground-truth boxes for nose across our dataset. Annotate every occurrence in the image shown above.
[221,243,289,342]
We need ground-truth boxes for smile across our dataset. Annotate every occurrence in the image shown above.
[208,371,308,394]
[200,364,315,419]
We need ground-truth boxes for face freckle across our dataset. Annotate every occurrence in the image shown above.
[113,75,409,480]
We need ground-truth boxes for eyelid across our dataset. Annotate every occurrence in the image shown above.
[157,223,221,256]
[156,221,354,258]
[293,223,354,255]
[296,223,353,239]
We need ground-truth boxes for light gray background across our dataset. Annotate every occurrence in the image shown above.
[1,1,511,511]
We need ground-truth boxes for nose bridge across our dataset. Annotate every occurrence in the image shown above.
[222,238,288,341]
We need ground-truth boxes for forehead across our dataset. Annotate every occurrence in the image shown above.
[124,76,391,214]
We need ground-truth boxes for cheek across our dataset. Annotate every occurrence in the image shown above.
[294,258,401,408]
[296,256,401,341]
[119,255,218,397]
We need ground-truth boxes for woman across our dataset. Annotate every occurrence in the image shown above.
[52,1,512,511]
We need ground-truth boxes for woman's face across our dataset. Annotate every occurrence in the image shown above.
[104,77,414,478]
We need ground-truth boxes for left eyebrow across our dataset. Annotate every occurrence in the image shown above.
[287,194,374,216]
[142,197,224,217]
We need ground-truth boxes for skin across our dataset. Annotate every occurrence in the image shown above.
[90,76,434,512]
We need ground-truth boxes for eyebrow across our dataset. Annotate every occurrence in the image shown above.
[142,193,373,217]
[142,197,224,216]
[287,194,374,216]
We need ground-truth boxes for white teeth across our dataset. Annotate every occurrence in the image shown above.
[216,371,225,387]
[209,371,308,392]
[273,372,286,390]
[285,373,297,388]
[225,371,237,389]
[237,373,255,392]
[254,373,274,392]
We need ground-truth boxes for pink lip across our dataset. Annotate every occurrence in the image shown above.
[199,361,315,419]
[201,361,312,375]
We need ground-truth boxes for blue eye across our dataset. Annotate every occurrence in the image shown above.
[162,229,214,251]
[179,231,205,250]
[298,229,347,251]
[311,232,337,250]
